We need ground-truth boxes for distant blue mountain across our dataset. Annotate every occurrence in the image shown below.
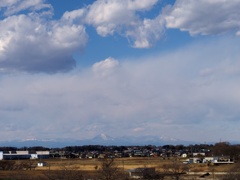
[0,134,204,148]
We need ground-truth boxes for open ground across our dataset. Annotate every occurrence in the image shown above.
[0,157,237,179]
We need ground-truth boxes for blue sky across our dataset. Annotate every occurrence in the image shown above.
[0,0,240,143]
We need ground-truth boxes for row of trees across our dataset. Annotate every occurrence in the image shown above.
[0,160,36,170]
[1,141,239,153]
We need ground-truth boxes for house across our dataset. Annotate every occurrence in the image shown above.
[193,152,205,157]
[187,156,234,165]
[98,154,106,158]
[203,157,214,163]
[212,156,234,165]
[36,151,50,159]
[133,150,144,157]
[31,154,38,159]
[181,153,187,158]
[188,157,203,163]
[37,162,47,167]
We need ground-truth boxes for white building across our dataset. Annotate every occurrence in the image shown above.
[0,152,3,160]
[0,151,50,160]
[37,162,47,167]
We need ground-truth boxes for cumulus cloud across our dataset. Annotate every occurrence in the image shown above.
[0,0,88,73]
[85,0,158,35]
[82,0,164,48]
[164,0,240,36]
[92,57,119,77]
[126,15,165,48]
[1,37,240,141]
[62,0,240,48]
[62,9,86,23]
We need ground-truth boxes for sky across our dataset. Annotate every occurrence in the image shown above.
[0,0,240,143]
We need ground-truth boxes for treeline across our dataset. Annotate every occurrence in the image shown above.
[1,142,240,160]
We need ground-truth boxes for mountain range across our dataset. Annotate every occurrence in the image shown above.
[0,134,199,148]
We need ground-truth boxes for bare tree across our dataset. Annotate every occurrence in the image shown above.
[97,158,128,180]
[0,160,15,170]
[16,160,37,170]
[162,158,189,180]
[208,165,216,180]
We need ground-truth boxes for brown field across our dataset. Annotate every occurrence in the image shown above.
[0,157,237,179]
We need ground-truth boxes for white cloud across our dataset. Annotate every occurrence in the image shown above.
[126,15,165,48]
[164,0,240,36]
[0,0,53,16]
[83,0,163,48]
[0,4,88,73]
[1,37,240,142]
[85,0,158,30]
[92,57,119,77]
[60,0,240,48]
[51,24,87,49]
[62,9,86,23]
[127,0,158,11]
[85,0,138,36]
[132,127,145,132]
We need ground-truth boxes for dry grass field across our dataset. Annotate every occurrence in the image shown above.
[0,157,237,179]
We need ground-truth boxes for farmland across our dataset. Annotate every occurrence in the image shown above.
[0,157,237,179]
[1,142,240,179]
